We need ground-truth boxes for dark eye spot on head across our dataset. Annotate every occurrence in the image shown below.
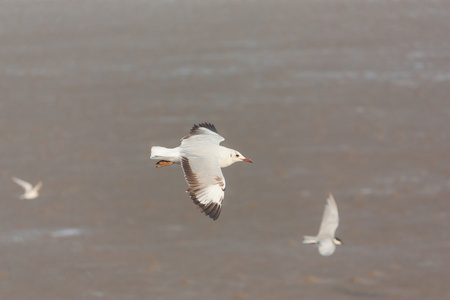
[236,154,240,157]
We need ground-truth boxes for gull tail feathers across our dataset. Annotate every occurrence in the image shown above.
[303,235,318,244]
[150,146,178,159]
[150,146,180,167]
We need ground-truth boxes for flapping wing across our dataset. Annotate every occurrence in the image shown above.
[181,123,224,145]
[12,177,33,192]
[33,181,43,192]
[181,156,226,220]
[318,193,339,237]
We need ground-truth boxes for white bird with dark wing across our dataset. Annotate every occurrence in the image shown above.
[303,193,342,256]
[150,122,252,220]
[12,176,43,200]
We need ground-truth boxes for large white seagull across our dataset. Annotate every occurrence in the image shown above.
[150,122,252,220]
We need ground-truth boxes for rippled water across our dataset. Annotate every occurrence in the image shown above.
[0,1,449,299]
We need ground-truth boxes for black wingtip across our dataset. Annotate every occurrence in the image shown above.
[191,122,218,134]
[187,188,222,221]
[182,122,219,140]
[202,202,222,220]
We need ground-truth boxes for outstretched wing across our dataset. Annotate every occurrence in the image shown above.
[181,123,224,145]
[318,193,339,237]
[33,181,43,192]
[12,177,33,192]
[181,156,226,220]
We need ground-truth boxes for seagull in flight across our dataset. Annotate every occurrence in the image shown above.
[12,176,43,200]
[303,193,342,256]
[150,122,252,220]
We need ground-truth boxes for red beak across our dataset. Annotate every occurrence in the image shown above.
[241,158,253,163]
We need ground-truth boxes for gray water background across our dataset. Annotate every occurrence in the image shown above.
[0,1,449,299]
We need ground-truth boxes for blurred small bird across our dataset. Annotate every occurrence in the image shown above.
[12,176,42,200]
[303,193,342,256]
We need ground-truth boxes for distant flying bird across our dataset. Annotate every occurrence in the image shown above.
[303,193,342,256]
[150,122,252,220]
[12,177,43,200]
